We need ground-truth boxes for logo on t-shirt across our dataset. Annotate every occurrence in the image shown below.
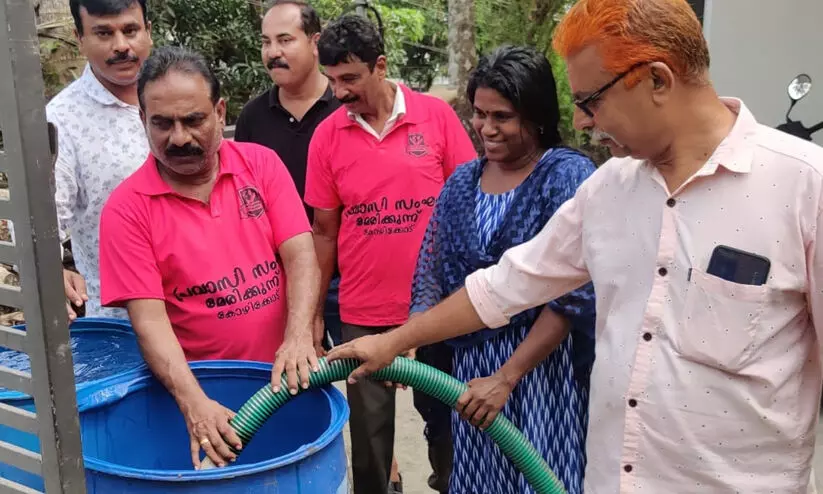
[238,186,266,219]
[406,133,429,157]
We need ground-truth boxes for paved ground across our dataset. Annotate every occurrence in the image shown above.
[338,380,823,494]
[336,382,430,494]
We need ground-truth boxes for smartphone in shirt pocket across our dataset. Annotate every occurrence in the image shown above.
[676,246,772,371]
[704,245,771,286]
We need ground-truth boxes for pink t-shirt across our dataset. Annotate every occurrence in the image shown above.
[99,140,311,362]
[305,85,477,326]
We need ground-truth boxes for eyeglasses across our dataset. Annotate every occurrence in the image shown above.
[574,62,649,118]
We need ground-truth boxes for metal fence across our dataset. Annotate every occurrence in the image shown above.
[0,0,87,492]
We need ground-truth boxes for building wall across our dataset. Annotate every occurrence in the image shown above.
[703,0,823,144]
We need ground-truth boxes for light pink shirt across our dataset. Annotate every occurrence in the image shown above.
[466,99,823,493]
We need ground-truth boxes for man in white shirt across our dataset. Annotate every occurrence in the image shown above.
[48,0,152,319]
[327,0,823,493]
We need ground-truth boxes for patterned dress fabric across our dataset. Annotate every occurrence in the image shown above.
[47,64,150,318]
[411,148,598,494]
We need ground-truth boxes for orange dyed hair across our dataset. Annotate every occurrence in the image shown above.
[552,0,709,86]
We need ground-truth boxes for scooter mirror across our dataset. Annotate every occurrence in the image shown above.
[788,74,812,101]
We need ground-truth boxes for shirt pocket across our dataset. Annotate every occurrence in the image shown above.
[672,268,772,372]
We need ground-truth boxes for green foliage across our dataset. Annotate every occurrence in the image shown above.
[313,0,447,92]
[148,0,271,124]
[309,0,348,21]
[374,5,426,75]
[475,0,529,53]
[549,50,576,145]
[147,0,446,122]
[475,0,570,55]
[380,0,449,91]
[33,0,605,162]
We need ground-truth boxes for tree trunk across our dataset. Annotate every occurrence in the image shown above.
[526,0,550,47]
[32,0,86,99]
[447,0,482,152]
[32,0,70,24]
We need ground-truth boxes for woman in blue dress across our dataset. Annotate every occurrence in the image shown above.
[410,45,597,494]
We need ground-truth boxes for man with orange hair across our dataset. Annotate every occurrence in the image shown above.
[324,0,823,492]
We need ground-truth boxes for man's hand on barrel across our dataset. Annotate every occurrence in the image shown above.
[182,396,242,469]
[326,333,401,384]
[272,329,320,395]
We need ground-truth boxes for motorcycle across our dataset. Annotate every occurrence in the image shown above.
[776,74,823,141]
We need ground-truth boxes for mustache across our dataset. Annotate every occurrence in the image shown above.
[589,128,617,146]
[165,144,204,157]
[338,94,359,104]
[266,58,289,70]
[106,51,140,66]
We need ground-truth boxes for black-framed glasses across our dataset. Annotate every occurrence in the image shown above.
[574,62,649,118]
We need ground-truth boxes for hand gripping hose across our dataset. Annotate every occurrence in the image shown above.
[204,356,568,494]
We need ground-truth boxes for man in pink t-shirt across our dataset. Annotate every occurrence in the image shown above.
[306,15,476,494]
[99,46,320,471]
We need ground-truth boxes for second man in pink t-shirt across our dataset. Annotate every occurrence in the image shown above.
[305,14,477,494]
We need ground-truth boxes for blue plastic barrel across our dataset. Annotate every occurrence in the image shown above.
[0,317,147,489]
[78,360,350,493]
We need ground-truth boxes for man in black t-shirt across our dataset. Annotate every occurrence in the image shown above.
[234,0,342,354]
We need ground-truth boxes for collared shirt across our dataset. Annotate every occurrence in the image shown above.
[46,63,149,319]
[99,141,311,361]
[465,99,823,493]
[346,82,407,140]
[233,83,340,222]
[305,84,477,326]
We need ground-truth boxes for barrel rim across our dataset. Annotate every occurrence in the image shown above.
[78,360,350,482]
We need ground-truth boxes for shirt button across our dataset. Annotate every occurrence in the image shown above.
[643,332,652,341]
[666,198,676,207]
[628,399,638,407]
[658,267,668,276]
[624,464,633,473]
[289,117,295,123]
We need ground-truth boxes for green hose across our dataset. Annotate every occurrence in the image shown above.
[218,356,567,494]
